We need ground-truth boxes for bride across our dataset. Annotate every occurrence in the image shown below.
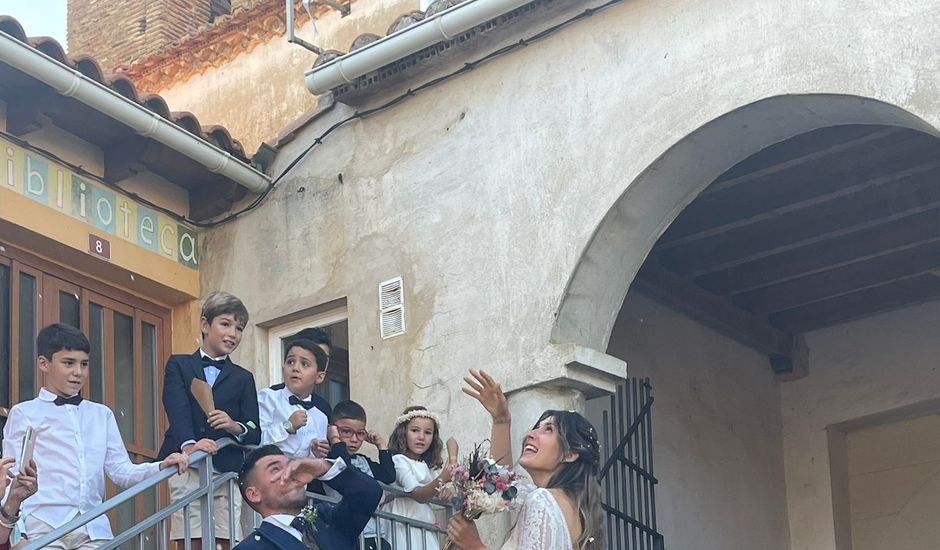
[446,369,606,550]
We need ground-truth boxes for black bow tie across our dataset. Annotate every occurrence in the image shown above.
[54,394,83,407]
[202,356,225,367]
[289,396,315,410]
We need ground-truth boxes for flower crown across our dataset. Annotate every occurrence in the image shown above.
[395,408,441,426]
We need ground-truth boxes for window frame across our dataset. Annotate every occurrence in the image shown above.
[266,305,348,389]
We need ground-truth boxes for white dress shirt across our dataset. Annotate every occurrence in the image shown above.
[1,388,161,541]
[264,514,304,541]
[257,387,328,458]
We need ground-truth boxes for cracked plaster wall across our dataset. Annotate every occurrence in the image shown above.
[199,1,940,547]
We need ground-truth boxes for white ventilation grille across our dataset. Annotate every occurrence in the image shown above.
[379,276,405,339]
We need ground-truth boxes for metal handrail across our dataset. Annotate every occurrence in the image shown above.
[101,472,238,550]
[20,438,239,550]
[21,439,455,550]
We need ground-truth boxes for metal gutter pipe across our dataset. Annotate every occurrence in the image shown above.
[305,0,533,95]
[0,31,271,194]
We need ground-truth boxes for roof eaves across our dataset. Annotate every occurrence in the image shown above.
[307,0,575,105]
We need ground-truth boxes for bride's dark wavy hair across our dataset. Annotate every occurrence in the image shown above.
[536,410,606,550]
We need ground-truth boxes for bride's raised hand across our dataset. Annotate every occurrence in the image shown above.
[462,369,510,423]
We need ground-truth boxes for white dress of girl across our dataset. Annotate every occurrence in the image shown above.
[501,482,574,550]
[383,454,441,550]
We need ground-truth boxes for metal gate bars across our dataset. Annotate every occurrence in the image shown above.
[599,378,664,550]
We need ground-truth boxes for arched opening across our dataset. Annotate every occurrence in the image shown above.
[563,95,940,550]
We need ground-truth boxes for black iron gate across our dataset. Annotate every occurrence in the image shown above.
[599,378,664,550]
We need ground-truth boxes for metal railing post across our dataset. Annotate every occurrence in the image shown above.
[199,453,215,550]
[21,440,458,550]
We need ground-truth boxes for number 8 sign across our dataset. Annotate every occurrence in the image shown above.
[88,234,111,260]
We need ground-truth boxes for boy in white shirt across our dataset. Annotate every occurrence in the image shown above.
[257,338,331,459]
[2,323,188,550]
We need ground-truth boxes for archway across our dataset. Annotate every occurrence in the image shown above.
[563,94,940,550]
[553,94,940,353]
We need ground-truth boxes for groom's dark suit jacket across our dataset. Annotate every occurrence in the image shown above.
[235,466,382,550]
[157,350,261,472]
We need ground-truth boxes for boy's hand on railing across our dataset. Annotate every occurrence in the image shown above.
[159,452,189,474]
[207,410,243,436]
[463,369,510,424]
[281,457,332,487]
[183,438,219,455]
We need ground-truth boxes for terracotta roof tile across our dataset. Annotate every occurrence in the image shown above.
[0,14,256,164]
[117,0,349,93]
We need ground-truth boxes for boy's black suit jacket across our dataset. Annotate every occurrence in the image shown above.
[157,350,261,472]
[235,466,382,550]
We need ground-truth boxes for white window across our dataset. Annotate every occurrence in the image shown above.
[267,305,349,407]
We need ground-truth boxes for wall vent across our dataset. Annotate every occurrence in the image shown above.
[379,276,405,339]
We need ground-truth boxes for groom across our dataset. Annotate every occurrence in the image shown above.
[235,445,381,550]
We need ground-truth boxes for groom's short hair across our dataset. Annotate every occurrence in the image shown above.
[238,444,286,506]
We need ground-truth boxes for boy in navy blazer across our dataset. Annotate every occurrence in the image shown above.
[158,291,261,550]
[235,445,381,550]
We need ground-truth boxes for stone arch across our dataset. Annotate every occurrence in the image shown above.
[552,93,940,351]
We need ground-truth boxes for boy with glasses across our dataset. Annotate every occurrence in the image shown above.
[326,400,394,550]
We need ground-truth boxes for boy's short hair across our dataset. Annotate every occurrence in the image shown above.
[333,400,367,423]
[292,327,331,350]
[201,291,249,327]
[237,444,284,509]
[284,338,329,372]
[38,323,90,360]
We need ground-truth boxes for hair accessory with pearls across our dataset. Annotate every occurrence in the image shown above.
[395,408,442,426]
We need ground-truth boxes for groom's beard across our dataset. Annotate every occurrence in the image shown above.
[286,491,308,511]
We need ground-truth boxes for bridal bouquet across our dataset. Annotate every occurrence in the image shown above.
[440,441,519,550]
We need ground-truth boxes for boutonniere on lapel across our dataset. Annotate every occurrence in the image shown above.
[293,504,319,549]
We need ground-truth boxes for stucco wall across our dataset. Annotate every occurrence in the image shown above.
[198,1,940,539]
[154,0,418,153]
[592,292,790,550]
[846,413,940,550]
[780,300,940,550]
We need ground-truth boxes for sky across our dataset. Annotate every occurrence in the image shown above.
[3,0,68,47]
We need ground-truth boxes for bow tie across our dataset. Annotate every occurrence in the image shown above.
[289,396,315,410]
[54,394,83,407]
[202,356,225,367]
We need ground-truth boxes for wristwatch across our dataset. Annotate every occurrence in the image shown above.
[283,420,297,435]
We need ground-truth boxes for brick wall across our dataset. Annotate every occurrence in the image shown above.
[68,0,219,70]
[231,0,267,10]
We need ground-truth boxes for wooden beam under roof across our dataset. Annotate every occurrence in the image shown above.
[657,162,940,276]
[732,240,940,314]
[659,128,924,247]
[769,274,940,333]
[697,207,940,295]
[634,260,807,377]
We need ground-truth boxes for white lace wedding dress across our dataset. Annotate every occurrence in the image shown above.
[501,483,574,550]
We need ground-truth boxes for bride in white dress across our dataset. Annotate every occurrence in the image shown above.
[446,370,606,550]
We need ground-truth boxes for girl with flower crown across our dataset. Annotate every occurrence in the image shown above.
[383,406,454,550]
[446,370,606,550]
